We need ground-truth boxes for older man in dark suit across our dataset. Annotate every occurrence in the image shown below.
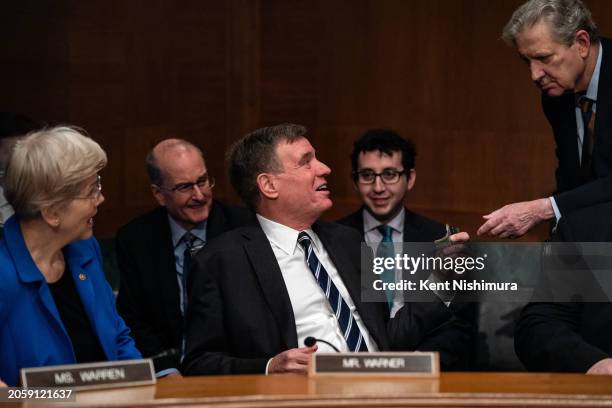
[115,139,251,375]
[182,124,472,375]
[479,0,612,239]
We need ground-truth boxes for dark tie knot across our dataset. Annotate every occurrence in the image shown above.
[297,231,312,252]
[182,232,197,250]
[577,95,595,113]
[377,224,394,241]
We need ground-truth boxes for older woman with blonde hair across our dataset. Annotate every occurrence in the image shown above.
[0,126,140,386]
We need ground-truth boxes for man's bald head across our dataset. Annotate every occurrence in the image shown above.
[146,139,204,186]
[146,138,213,230]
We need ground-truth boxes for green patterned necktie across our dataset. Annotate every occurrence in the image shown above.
[376,224,396,311]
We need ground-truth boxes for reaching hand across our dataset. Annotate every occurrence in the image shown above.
[477,199,553,238]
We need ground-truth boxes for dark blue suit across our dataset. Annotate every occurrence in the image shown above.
[545,38,612,214]
[0,217,141,386]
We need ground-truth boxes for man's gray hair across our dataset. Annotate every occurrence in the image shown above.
[502,0,599,46]
[227,123,307,210]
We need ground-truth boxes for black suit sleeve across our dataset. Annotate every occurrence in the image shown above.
[553,177,612,215]
[115,233,179,371]
[181,249,269,375]
[387,299,473,370]
[515,208,612,372]
[386,297,452,350]
[542,85,612,214]
[515,302,608,372]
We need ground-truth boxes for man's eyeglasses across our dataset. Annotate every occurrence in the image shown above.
[354,169,406,185]
[158,175,216,194]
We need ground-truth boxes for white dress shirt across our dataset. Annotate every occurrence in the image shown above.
[257,214,378,354]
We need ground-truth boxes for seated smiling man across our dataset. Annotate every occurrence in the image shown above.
[182,124,472,375]
[338,129,475,369]
[116,139,251,375]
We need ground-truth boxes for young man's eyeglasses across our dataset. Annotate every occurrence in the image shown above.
[354,169,406,185]
[157,174,216,194]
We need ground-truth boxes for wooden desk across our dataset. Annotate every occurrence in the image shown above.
[50,372,612,407]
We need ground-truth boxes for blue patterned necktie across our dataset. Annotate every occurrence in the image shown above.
[297,232,368,352]
[376,225,396,311]
[180,232,202,358]
[181,232,200,316]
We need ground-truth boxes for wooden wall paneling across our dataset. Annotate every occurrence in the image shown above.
[223,0,262,203]
[0,2,72,123]
[1,0,609,239]
[258,0,322,128]
[106,1,232,236]
[312,0,559,240]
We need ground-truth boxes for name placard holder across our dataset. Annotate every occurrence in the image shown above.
[309,352,439,377]
[20,359,155,391]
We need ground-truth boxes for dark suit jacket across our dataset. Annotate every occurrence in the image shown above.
[337,207,475,369]
[182,220,468,375]
[115,200,252,372]
[515,202,612,372]
[544,38,612,214]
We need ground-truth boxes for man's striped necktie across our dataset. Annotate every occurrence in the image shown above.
[297,232,368,352]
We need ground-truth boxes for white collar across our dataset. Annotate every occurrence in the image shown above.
[256,213,318,255]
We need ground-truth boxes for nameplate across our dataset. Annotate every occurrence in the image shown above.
[309,352,439,377]
[20,359,155,390]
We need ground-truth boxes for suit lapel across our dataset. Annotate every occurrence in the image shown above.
[314,222,387,349]
[347,208,366,240]
[206,201,227,241]
[153,210,182,327]
[242,226,298,349]
[4,218,70,343]
[403,210,424,242]
[314,223,362,302]
[594,39,612,159]
[562,94,581,172]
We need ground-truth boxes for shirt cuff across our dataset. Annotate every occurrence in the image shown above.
[156,368,180,378]
[265,358,273,375]
[549,196,561,221]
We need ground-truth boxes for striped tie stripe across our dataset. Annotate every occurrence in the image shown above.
[297,232,368,352]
